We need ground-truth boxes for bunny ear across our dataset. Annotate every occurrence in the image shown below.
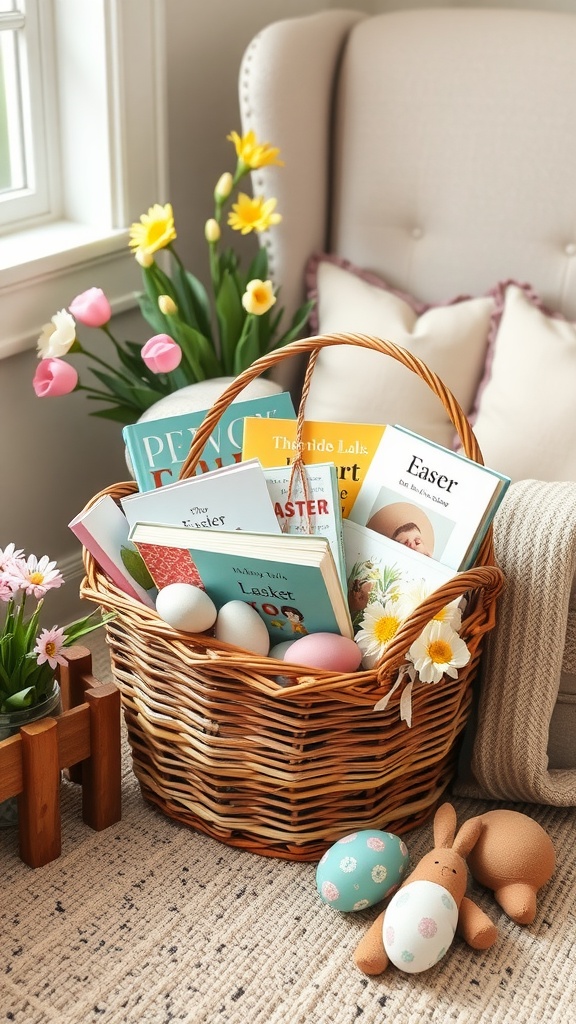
[433,802,457,848]
[453,816,484,859]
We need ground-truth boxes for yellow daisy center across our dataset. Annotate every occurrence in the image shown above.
[45,641,57,658]
[374,615,401,645]
[28,572,45,585]
[427,639,453,664]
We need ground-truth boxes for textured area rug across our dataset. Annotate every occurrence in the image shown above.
[1,635,574,1024]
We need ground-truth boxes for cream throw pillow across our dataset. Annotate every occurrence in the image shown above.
[304,256,494,449]
[470,284,576,482]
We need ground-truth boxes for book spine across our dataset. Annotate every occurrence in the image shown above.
[70,521,155,606]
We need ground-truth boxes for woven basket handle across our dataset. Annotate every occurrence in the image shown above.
[180,332,483,475]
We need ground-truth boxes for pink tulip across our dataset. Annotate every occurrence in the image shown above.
[33,358,78,397]
[69,287,112,327]
[141,334,182,374]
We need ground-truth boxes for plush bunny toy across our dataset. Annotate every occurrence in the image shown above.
[353,802,556,975]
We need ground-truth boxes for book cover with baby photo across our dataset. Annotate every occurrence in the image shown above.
[348,425,510,571]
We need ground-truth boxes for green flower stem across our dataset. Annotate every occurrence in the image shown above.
[100,324,130,361]
[75,339,120,374]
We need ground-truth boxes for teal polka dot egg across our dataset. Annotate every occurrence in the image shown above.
[316,830,410,912]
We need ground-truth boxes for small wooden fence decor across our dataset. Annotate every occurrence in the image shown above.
[0,646,121,868]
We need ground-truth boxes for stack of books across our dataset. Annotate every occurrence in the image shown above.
[70,392,510,650]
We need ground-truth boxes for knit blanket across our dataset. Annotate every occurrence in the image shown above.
[456,479,576,805]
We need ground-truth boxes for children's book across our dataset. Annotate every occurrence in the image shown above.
[262,462,347,590]
[348,424,510,571]
[68,494,156,607]
[123,391,295,491]
[343,519,458,631]
[241,417,386,517]
[120,458,281,535]
[129,523,354,643]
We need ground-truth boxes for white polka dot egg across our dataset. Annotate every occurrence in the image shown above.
[316,829,410,912]
[383,879,458,973]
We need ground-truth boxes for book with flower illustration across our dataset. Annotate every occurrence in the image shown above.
[129,522,354,643]
[262,462,347,590]
[348,424,510,571]
[123,391,296,491]
[120,458,281,536]
[343,519,459,632]
[241,417,386,517]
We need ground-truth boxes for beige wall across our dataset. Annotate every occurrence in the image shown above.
[1,0,572,625]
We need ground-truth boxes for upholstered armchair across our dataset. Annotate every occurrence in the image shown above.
[239,7,576,805]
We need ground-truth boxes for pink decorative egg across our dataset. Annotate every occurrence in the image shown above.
[284,632,362,672]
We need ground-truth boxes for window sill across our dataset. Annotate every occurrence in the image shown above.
[0,220,142,359]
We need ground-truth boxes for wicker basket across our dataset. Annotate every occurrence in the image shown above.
[80,332,504,861]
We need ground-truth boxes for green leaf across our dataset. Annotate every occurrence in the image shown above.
[88,405,140,424]
[63,610,115,645]
[3,686,37,711]
[170,256,214,341]
[216,270,244,374]
[89,369,164,410]
[137,294,168,336]
[233,317,260,376]
[244,245,269,288]
[120,546,155,589]
[182,271,213,341]
[271,299,316,350]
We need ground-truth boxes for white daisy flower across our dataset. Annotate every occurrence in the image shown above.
[431,597,463,632]
[355,599,406,669]
[407,620,471,684]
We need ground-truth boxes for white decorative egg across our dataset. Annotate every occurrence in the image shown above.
[269,640,297,660]
[156,583,217,633]
[383,879,458,973]
[316,830,410,912]
[269,640,297,686]
[215,600,270,655]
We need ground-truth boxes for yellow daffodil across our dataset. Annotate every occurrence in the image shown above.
[214,172,234,201]
[242,279,277,316]
[129,202,177,256]
[158,295,177,316]
[34,129,314,423]
[135,249,154,268]
[227,130,284,170]
[204,218,221,243]
[227,193,282,235]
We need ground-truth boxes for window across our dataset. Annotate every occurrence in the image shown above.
[0,0,167,360]
[0,0,56,231]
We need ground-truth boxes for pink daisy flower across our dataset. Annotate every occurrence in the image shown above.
[0,543,24,572]
[34,626,67,669]
[0,574,16,602]
[8,554,64,598]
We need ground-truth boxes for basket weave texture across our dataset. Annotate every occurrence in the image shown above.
[80,332,504,861]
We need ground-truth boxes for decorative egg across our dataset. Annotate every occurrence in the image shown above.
[316,830,410,912]
[269,640,297,687]
[156,583,217,633]
[286,632,363,673]
[383,879,458,973]
[215,600,270,655]
[269,640,297,660]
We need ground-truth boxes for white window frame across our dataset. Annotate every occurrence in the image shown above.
[0,0,168,360]
[0,0,56,228]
